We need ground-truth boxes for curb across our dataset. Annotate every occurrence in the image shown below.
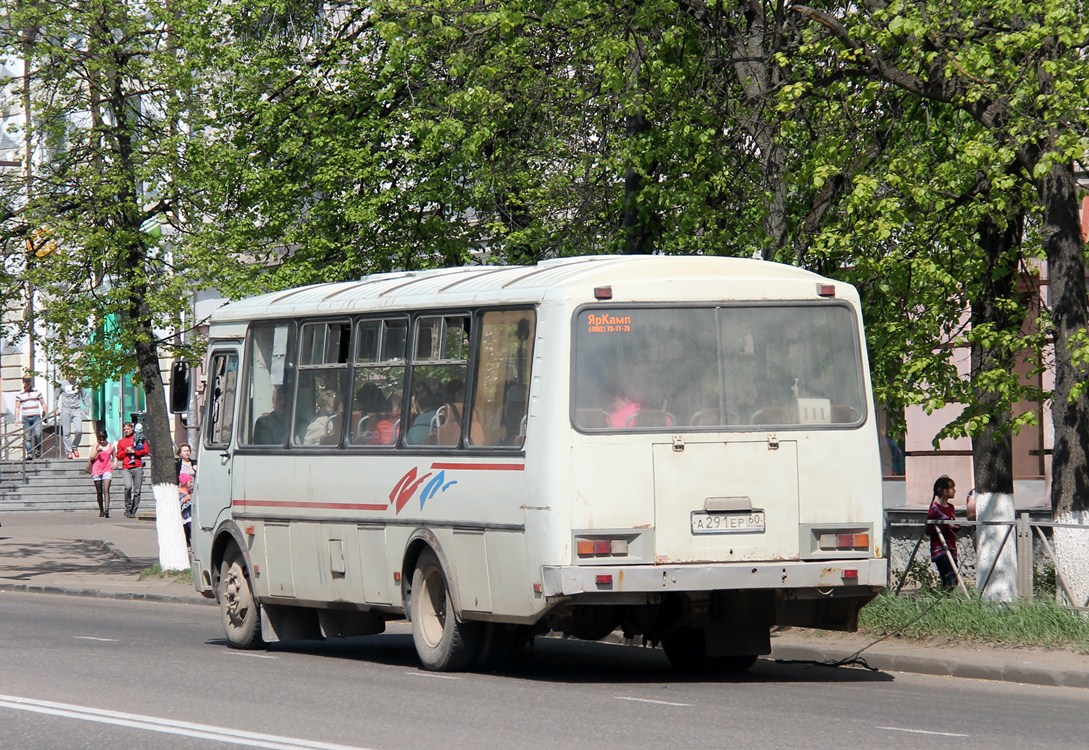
[0,582,214,606]
[76,538,130,562]
[770,642,1089,690]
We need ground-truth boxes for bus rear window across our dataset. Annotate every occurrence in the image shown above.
[573,305,865,430]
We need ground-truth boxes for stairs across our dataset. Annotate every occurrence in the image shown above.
[0,459,151,514]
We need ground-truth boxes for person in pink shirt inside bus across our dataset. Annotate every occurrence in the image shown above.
[609,393,641,428]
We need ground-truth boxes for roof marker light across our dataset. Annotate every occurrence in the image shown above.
[594,286,613,300]
[817,283,836,297]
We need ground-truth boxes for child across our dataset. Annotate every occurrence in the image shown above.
[926,475,960,590]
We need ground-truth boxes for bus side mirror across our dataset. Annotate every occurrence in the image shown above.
[170,361,191,413]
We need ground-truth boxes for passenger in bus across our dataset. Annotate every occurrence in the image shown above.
[303,391,341,445]
[352,382,386,442]
[369,393,401,445]
[405,382,440,445]
[252,386,290,444]
[608,383,641,428]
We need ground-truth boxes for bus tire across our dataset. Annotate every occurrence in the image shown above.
[410,548,479,671]
[219,547,263,649]
[661,627,757,674]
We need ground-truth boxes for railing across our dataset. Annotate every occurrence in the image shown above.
[888,515,1089,609]
[0,411,65,484]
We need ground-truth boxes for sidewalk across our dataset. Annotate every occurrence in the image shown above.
[2,511,1088,687]
[0,510,208,604]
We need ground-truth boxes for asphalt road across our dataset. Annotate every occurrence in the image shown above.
[2,591,1087,750]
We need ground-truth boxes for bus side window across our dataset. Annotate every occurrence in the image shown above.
[294,321,351,447]
[243,323,296,446]
[205,352,238,448]
[470,310,535,447]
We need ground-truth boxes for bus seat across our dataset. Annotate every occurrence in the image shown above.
[689,409,723,426]
[627,410,674,428]
[751,406,792,425]
[435,402,482,446]
[576,408,610,429]
[355,413,371,441]
[832,404,859,423]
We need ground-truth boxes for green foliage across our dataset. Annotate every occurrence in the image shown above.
[897,557,941,591]
[138,562,193,582]
[860,591,1089,652]
[0,0,247,387]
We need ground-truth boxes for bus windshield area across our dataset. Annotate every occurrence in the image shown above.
[573,304,865,430]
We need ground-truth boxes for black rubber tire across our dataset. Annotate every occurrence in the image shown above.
[410,547,480,671]
[661,627,757,674]
[218,547,264,649]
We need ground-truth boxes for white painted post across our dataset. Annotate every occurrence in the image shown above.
[975,492,1017,602]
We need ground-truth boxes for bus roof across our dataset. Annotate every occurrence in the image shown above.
[209,255,851,324]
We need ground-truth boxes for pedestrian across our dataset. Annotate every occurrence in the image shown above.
[55,370,88,459]
[14,376,47,460]
[114,421,150,518]
[87,429,115,517]
[176,444,197,547]
[926,475,960,591]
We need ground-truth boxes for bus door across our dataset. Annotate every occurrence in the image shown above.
[196,345,241,532]
[652,439,800,563]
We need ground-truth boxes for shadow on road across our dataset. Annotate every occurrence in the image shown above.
[204,630,895,686]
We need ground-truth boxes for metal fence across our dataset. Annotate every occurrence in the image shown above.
[888,514,1089,609]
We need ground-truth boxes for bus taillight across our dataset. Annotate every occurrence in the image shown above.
[818,531,870,551]
[576,537,629,557]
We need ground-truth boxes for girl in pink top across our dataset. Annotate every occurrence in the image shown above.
[88,430,115,518]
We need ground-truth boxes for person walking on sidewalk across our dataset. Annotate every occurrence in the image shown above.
[14,376,46,460]
[88,429,115,517]
[55,371,88,459]
[115,422,150,518]
[926,475,960,591]
[176,443,197,547]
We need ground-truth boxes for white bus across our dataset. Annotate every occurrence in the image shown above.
[191,255,886,672]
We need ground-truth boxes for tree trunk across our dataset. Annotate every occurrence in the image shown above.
[1039,162,1089,607]
[970,212,1021,601]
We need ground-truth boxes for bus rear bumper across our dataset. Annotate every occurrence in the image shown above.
[541,558,887,597]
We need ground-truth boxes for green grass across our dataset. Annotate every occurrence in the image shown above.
[859,591,1089,653]
[138,563,192,584]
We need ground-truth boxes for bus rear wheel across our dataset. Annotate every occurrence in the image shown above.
[219,548,263,649]
[661,627,758,674]
[410,548,479,671]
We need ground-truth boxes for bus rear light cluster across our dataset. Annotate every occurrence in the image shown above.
[818,532,870,551]
[576,537,629,557]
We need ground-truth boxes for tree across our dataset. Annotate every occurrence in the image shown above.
[0,0,246,570]
[793,0,1089,602]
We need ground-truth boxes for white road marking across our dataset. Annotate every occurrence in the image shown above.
[228,651,278,659]
[616,696,692,707]
[0,693,373,750]
[72,636,117,642]
[878,726,970,738]
[405,671,461,680]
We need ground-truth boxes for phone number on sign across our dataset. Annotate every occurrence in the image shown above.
[588,324,632,333]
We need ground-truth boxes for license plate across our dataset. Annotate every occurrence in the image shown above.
[690,511,766,534]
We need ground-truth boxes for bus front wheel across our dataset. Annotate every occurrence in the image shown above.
[410,548,479,671]
[219,548,263,649]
